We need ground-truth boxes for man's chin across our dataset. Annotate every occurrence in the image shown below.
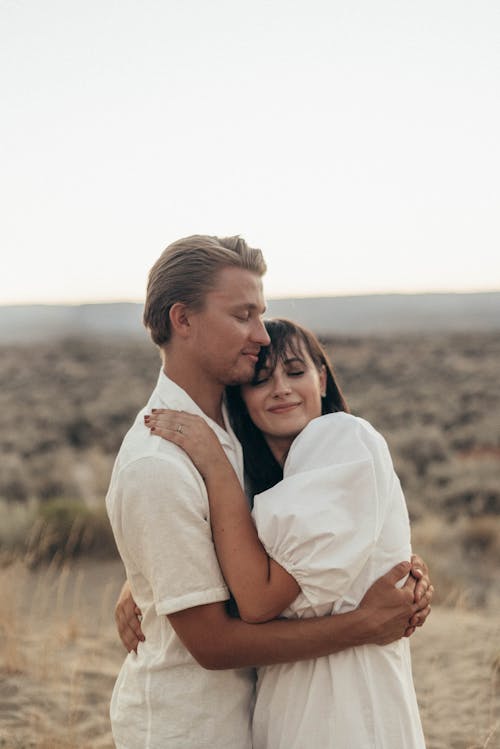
[225,363,256,386]
[225,374,253,387]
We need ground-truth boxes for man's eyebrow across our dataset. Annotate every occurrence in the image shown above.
[232,302,267,313]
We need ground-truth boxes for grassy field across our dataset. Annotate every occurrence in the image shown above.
[0,332,499,747]
[0,558,498,749]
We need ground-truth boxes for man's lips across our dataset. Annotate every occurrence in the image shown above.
[242,352,259,363]
[267,403,301,414]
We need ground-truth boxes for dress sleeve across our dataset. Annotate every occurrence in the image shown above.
[252,457,380,609]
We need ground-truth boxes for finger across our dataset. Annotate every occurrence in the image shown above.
[151,408,191,421]
[411,566,423,580]
[146,413,178,428]
[417,605,431,626]
[115,612,141,652]
[150,425,186,444]
[150,409,204,428]
[411,605,431,627]
[404,626,416,638]
[410,553,428,575]
[383,561,412,587]
[147,413,188,434]
[410,602,432,626]
[123,627,141,653]
[401,571,417,594]
[115,603,145,641]
[415,582,433,606]
[413,577,428,602]
[128,613,145,640]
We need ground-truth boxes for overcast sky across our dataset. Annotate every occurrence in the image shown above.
[1,0,499,304]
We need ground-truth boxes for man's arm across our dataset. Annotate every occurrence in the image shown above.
[169,561,428,669]
[116,555,433,654]
[117,561,432,665]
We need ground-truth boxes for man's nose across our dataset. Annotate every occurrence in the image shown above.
[251,317,271,346]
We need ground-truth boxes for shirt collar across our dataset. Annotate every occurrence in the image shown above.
[154,369,238,450]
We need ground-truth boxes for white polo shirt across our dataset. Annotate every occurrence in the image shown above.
[106,370,255,749]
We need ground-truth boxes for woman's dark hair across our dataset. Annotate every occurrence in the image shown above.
[226,318,349,497]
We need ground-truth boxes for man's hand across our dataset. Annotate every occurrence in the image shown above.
[359,561,432,645]
[406,553,433,635]
[115,580,144,653]
[113,558,433,654]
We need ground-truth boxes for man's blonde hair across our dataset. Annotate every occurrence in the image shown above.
[143,234,267,346]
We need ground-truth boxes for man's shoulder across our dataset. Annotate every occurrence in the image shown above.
[111,419,203,491]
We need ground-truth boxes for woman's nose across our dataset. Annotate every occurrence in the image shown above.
[272,375,292,397]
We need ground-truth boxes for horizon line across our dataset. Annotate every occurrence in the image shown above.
[1,287,500,308]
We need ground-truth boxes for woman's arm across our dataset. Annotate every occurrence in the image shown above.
[116,562,431,666]
[146,409,300,622]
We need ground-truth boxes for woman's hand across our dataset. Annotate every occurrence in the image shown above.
[115,580,144,653]
[145,409,229,478]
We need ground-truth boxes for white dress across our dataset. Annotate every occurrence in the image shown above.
[251,413,425,749]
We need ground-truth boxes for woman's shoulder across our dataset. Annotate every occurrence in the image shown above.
[284,412,388,475]
[299,411,384,445]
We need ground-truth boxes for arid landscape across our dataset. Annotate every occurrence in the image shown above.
[0,559,498,749]
[0,331,499,748]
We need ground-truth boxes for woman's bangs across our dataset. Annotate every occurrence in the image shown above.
[252,322,307,384]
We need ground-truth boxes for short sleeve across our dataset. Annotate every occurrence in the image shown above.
[115,455,229,615]
[252,458,379,608]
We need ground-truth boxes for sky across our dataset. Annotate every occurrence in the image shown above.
[1,0,499,304]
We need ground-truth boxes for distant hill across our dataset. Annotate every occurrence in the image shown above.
[0,292,499,342]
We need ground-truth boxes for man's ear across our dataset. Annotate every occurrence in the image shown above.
[169,302,192,338]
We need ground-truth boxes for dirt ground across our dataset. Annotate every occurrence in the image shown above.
[0,559,498,749]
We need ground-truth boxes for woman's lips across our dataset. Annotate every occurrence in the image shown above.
[267,403,301,414]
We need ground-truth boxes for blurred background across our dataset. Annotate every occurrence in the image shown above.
[1,2,499,748]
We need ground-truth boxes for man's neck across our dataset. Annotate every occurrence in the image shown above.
[161,354,225,428]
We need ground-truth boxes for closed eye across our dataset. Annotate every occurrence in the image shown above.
[253,377,269,386]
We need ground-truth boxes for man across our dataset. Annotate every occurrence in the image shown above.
[107,234,432,748]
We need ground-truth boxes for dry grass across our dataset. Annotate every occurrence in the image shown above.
[0,559,123,749]
[0,558,498,749]
[0,333,498,746]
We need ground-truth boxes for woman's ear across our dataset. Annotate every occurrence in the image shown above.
[319,365,327,397]
[169,302,192,338]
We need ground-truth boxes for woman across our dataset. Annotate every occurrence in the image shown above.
[145,319,426,748]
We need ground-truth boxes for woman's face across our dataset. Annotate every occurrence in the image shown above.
[241,341,326,463]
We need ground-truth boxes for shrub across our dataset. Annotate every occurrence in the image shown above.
[26,498,118,566]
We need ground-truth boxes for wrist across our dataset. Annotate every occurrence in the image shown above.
[344,608,377,647]
[327,608,376,652]
[202,451,232,482]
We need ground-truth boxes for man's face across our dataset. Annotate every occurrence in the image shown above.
[187,266,270,386]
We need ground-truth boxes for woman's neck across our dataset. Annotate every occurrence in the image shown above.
[265,435,294,467]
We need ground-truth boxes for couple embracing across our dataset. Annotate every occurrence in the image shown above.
[106,234,431,748]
